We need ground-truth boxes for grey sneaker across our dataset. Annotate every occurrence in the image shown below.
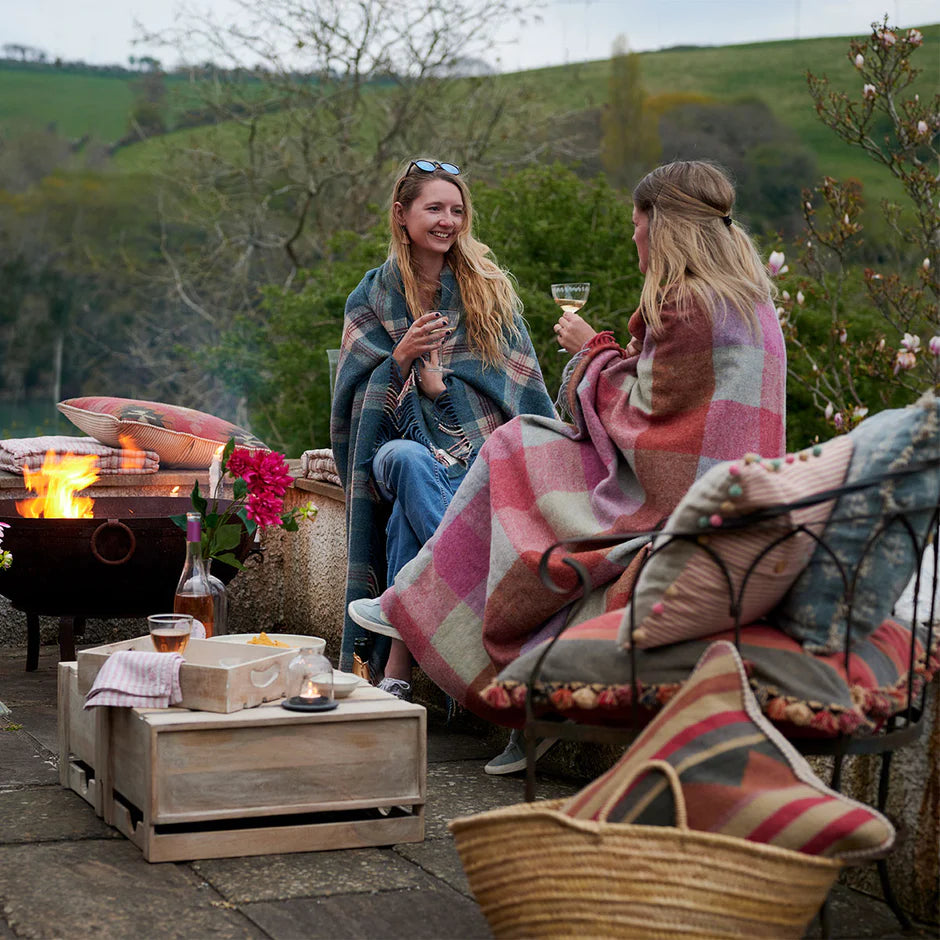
[347,597,403,640]
[484,728,558,775]
[376,677,412,702]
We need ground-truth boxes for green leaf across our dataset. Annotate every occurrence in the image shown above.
[280,515,299,532]
[170,513,187,531]
[212,552,245,571]
[190,481,208,516]
[236,506,258,535]
[233,477,248,500]
[221,437,236,472]
[212,522,244,553]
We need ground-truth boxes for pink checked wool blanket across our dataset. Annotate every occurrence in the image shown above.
[382,300,786,721]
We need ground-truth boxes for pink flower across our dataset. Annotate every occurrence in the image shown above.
[246,491,285,528]
[894,350,917,373]
[908,28,923,46]
[854,53,864,68]
[917,120,929,136]
[863,84,877,100]
[901,332,921,352]
[877,28,896,47]
[929,336,940,356]
[767,251,787,275]
[824,402,834,420]
[833,413,844,430]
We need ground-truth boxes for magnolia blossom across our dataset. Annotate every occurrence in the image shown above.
[895,350,917,373]
[877,28,896,46]
[901,332,921,352]
[782,290,790,301]
[917,120,929,136]
[929,336,940,356]
[908,28,923,46]
[839,329,847,344]
[824,402,834,420]
[796,290,805,305]
[854,53,864,68]
[833,413,844,430]
[852,406,869,421]
[877,337,886,351]
[923,257,931,270]
[767,251,787,275]
[863,83,877,100]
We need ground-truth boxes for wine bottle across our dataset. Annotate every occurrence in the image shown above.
[174,512,215,637]
[352,634,374,683]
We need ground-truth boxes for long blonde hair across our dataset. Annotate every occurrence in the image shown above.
[632,161,775,332]
[388,162,521,365]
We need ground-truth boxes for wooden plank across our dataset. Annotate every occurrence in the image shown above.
[57,663,71,788]
[109,801,423,863]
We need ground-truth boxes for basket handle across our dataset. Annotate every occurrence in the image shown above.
[595,759,688,830]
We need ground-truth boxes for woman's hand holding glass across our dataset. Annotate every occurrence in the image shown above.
[552,282,597,354]
[393,311,453,375]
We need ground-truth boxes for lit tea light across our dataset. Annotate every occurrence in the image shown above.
[282,648,337,712]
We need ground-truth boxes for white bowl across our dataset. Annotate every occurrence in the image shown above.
[331,670,365,699]
[206,633,326,655]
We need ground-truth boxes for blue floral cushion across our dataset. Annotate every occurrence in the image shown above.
[774,393,940,653]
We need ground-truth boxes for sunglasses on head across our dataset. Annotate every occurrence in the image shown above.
[407,159,461,176]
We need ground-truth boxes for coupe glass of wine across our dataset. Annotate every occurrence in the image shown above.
[551,282,590,352]
[422,309,460,375]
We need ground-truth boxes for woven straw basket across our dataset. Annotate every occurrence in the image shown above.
[449,761,841,939]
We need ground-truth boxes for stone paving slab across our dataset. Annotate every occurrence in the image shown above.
[3,705,58,753]
[423,761,579,840]
[241,882,492,940]
[0,787,119,844]
[193,847,428,903]
[0,840,264,940]
[0,725,58,788]
[393,837,474,899]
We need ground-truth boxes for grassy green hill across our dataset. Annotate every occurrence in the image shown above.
[2,24,937,211]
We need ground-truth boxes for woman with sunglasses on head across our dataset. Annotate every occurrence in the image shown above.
[349,160,786,773]
[331,159,556,697]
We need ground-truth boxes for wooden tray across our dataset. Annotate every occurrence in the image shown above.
[76,636,294,713]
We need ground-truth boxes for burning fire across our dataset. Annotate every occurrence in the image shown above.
[15,436,149,519]
[17,452,99,518]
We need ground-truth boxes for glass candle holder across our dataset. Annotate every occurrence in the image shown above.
[282,648,337,712]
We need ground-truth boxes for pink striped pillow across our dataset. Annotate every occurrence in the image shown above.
[561,640,895,861]
[619,437,853,650]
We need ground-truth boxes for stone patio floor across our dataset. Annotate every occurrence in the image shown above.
[0,643,934,939]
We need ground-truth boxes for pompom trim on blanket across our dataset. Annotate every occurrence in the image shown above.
[480,636,939,737]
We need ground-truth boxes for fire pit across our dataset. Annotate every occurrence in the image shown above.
[0,496,252,670]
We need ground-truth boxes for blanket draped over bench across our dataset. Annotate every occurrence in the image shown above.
[382,300,786,720]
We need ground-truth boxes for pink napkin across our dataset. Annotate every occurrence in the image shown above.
[83,650,184,709]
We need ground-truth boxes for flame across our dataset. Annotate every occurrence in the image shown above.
[17,451,100,518]
[118,433,147,471]
[170,485,180,496]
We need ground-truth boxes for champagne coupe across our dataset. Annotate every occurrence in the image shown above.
[551,282,590,351]
[422,309,460,375]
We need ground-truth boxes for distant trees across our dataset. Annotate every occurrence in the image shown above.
[600,36,660,188]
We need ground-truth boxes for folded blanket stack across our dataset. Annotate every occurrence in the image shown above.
[300,448,341,487]
[0,436,159,474]
[83,650,184,709]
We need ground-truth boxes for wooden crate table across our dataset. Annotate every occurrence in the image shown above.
[57,662,426,862]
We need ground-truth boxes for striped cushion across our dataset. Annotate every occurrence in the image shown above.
[58,397,268,469]
[561,641,895,861]
[621,437,852,649]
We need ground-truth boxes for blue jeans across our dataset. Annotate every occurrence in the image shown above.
[372,439,463,581]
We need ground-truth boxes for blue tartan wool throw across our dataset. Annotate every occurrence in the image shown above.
[330,260,555,670]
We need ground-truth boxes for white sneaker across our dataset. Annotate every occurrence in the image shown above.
[376,677,412,702]
[347,597,402,640]
[484,728,558,775]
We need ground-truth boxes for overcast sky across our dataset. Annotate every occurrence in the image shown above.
[5,0,937,72]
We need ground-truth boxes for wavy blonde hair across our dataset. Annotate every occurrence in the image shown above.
[632,161,775,333]
[388,162,521,365]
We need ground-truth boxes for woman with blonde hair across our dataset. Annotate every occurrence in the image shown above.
[350,159,786,772]
[331,159,555,693]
